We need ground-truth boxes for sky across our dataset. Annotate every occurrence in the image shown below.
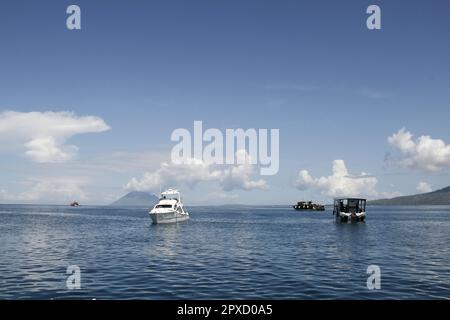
[0,0,450,205]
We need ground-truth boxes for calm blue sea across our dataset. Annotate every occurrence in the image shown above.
[0,204,449,299]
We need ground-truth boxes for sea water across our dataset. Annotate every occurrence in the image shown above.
[0,204,449,299]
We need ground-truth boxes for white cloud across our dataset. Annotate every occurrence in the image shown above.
[219,162,268,191]
[125,150,268,193]
[387,128,450,172]
[0,178,88,203]
[0,111,110,163]
[294,160,378,198]
[416,182,432,193]
[24,136,79,163]
[25,179,88,202]
[0,150,168,204]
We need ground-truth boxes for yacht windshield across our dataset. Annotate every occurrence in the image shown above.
[156,205,172,208]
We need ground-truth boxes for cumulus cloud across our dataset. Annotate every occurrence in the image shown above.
[294,160,378,198]
[0,111,110,163]
[387,128,450,172]
[125,150,268,192]
[24,136,79,163]
[416,182,432,193]
[219,162,268,191]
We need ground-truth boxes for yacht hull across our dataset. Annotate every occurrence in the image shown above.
[337,212,366,223]
[149,211,189,224]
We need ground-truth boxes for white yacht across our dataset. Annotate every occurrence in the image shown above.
[149,189,189,224]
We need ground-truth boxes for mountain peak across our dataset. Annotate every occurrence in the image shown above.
[110,191,159,207]
[369,186,450,205]
[431,186,450,194]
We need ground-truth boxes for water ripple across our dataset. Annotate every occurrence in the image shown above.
[0,205,449,299]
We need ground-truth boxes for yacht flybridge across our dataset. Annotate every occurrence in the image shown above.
[333,198,366,222]
[149,189,189,224]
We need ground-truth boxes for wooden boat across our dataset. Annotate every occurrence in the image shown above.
[293,201,325,211]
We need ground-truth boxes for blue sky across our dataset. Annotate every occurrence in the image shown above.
[1,0,450,205]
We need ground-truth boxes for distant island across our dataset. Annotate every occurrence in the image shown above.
[369,186,450,205]
[110,191,159,207]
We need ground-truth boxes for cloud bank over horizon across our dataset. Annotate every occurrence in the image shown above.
[0,177,88,203]
[0,113,448,205]
[126,150,269,193]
